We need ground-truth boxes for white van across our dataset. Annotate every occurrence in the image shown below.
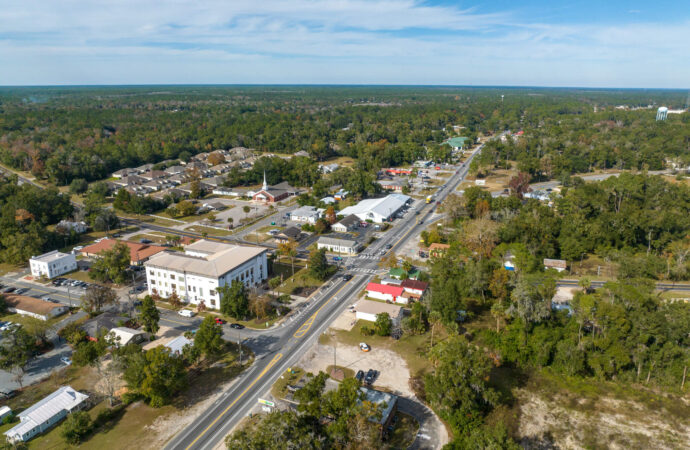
[178,309,195,318]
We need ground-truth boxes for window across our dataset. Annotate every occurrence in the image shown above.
[150,280,156,285]
[199,288,204,296]
[149,270,154,275]
[170,274,175,279]
[210,299,216,306]
[210,290,216,296]
[178,276,184,281]
[171,284,176,290]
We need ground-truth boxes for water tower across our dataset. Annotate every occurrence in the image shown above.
[656,107,668,121]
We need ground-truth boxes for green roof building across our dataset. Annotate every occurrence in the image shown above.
[388,267,421,280]
[444,137,470,150]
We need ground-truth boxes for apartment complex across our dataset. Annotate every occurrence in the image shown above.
[29,250,77,279]
[144,240,267,309]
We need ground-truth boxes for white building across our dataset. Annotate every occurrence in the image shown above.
[4,386,89,443]
[56,220,88,234]
[354,300,403,326]
[289,206,323,224]
[144,240,268,310]
[338,194,410,223]
[29,250,77,279]
[109,327,146,346]
[317,236,360,255]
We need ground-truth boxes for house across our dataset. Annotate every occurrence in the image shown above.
[112,168,138,179]
[0,406,12,422]
[56,220,88,234]
[428,243,450,258]
[167,173,189,185]
[378,179,408,193]
[80,239,166,265]
[401,279,428,299]
[81,312,130,340]
[333,189,349,201]
[166,188,190,199]
[252,173,293,203]
[380,277,402,286]
[332,214,360,233]
[165,335,193,355]
[135,163,155,173]
[317,236,360,255]
[30,250,77,279]
[4,386,89,443]
[4,295,69,321]
[443,136,470,151]
[274,226,302,244]
[109,327,146,346]
[165,165,186,175]
[290,206,323,224]
[200,176,226,187]
[139,170,167,181]
[319,163,339,173]
[360,387,398,435]
[201,201,227,211]
[388,267,421,280]
[338,194,410,223]
[144,240,268,310]
[365,282,405,303]
[320,196,336,205]
[544,259,567,272]
[354,300,403,325]
[294,150,310,157]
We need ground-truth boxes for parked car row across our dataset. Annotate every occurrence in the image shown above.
[52,278,90,289]
[355,369,379,386]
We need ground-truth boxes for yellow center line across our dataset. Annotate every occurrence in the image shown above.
[184,352,283,450]
[293,278,353,339]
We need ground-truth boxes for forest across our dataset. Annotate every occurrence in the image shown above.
[1,86,688,187]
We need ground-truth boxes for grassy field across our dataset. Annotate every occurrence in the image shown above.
[184,225,232,236]
[0,262,23,275]
[277,267,327,297]
[271,367,305,399]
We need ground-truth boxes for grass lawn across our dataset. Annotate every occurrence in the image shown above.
[244,231,272,244]
[63,270,94,283]
[277,267,327,297]
[387,412,419,449]
[184,225,232,236]
[0,262,23,275]
[322,320,446,375]
[325,364,355,381]
[1,312,64,329]
[568,253,618,280]
[271,367,305,399]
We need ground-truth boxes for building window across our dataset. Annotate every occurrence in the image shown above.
[199,288,203,296]
[210,290,216,296]
[170,274,175,279]
[171,284,176,290]
[210,299,216,306]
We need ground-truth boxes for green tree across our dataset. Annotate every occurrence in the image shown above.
[139,346,188,407]
[0,327,36,388]
[0,295,6,315]
[61,411,92,445]
[374,313,392,336]
[69,178,89,195]
[81,285,118,314]
[138,295,160,335]
[72,338,108,367]
[218,280,249,319]
[309,248,330,281]
[194,316,224,358]
[90,241,131,283]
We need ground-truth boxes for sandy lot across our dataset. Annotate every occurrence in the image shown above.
[553,286,579,304]
[298,340,414,397]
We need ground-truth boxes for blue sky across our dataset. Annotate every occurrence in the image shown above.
[0,0,688,87]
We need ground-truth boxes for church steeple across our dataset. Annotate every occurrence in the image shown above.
[262,171,268,191]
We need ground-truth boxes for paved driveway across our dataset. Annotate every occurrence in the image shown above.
[397,396,449,449]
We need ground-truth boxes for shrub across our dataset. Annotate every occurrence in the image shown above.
[61,411,92,445]
[360,325,374,336]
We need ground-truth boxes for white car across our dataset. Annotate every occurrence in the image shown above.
[359,343,370,352]
[60,356,72,366]
[178,309,195,318]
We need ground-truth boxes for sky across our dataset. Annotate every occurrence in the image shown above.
[0,0,689,87]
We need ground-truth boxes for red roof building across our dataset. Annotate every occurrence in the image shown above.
[80,239,166,265]
[401,279,429,298]
[366,282,405,303]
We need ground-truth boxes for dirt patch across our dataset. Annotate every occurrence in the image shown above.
[297,341,414,397]
[552,286,579,304]
[330,309,357,331]
[517,390,690,449]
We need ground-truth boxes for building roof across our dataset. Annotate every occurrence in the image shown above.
[389,268,406,278]
[380,277,402,286]
[429,243,450,251]
[30,250,73,263]
[145,240,266,279]
[5,386,88,440]
[277,226,301,240]
[338,194,410,221]
[80,239,166,263]
[4,295,66,316]
[318,236,358,248]
[444,137,470,147]
[355,299,402,316]
[109,327,145,345]
[401,279,429,291]
[165,335,193,354]
[360,387,398,425]
[81,312,129,338]
[335,214,360,228]
[366,282,404,297]
[544,258,567,269]
[291,205,321,217]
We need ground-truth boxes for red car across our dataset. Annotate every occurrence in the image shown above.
[215,317,226,325]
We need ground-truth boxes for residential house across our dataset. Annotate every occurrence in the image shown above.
[4,295,69,321]
[354,300,403,325]
[274,226,302,244]
[320,196,336,205]
[400,279,428,300]
[360,387,398,436]
[201,176,226,187]
[201,201,227,211]
[443,136,470,151]
[388,267,421,280]
[30,250,77,279]
[3,386,89,443]
[109,327,146,346]
[319,163,339,173]
[317,236,360,255]
[165,335,193,355]
[331,214,360,233]
[544,259,567,272]
[290,206,323,224]
[139,170,167,181]
[112,168,138,179]
[81,312,130,340]
[165,165,186,175]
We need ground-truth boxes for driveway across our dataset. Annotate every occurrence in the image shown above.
[398,396,449,450]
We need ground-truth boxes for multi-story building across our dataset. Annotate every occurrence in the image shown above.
[144,240,267,310]
[29,250,77,279]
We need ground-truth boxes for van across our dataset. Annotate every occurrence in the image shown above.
[178,309,195,318]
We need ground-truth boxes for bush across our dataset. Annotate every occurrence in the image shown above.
[61,411,92,445]
[360,325,374,336]
[121,392,143,406]
[278,294,292,304]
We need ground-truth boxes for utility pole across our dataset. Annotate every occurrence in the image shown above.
[238,329,242,366]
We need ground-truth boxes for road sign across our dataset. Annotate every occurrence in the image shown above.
[258,398,275,407]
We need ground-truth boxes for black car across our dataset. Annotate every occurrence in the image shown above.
[343,274,353,281]
[385,244,392,250]
[355,370,365,383]
[230,323,245,330]
[364,369,376,385]
[2,286,16,293]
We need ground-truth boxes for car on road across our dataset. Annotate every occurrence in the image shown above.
[2,286,16,293]
[343,274,353,281]
[355,370,364,382]
[229,323,244,329]
[332,256,342,261]
[60,356,72,366]
[215,317,226,325]
[139,238,152,244]
[359,343,370,352]
[364,369,377,385]
[15,288,29,295]
[52,277,66,286]
[178,309,195,317]
[385,244,392,250]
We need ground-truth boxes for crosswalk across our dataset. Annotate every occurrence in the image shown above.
[350,267,379,274]
[357,254,381,260]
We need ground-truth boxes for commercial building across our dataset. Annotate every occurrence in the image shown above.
[289,205,323,224]
[400,279,428,299]
[354,300,403,325]
[365,282,404,303]
[80,239,166,266]
[29,250,77,280]
[274,226,302,244]
[338,194,410,223]
[144,240,268,310]
[4,295,69,321]
[317,236,360,255]
[4,386,89,443]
